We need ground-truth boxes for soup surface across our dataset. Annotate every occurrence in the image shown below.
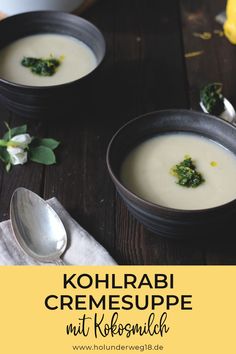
[0,33,97,86]
[121,133,236,210]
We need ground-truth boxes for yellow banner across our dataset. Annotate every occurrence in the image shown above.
[0,266,235,353]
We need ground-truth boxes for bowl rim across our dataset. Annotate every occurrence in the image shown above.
[0,10,106,89]
[106,108,236,215]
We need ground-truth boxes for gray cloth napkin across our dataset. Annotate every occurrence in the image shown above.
[0,198,117,265]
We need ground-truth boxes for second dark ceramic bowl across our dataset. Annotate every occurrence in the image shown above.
[0,11,106,118]
[106,110,236,240]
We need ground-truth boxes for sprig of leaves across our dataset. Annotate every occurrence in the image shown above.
[0,122,60,171]
[29,139,60,165]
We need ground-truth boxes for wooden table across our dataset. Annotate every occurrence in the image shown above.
[0,0,235,265]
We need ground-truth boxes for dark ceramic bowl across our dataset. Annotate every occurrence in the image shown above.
[0,11,106,118]
[106,109,236,239]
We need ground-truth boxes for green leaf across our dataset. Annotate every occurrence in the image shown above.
[3,124,27,141]
[32,138,60,150]
[0,147,10,163]
[0,147,11,172]
[29,146,56,165]
[0,139,8,147]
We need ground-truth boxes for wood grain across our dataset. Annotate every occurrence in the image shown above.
[180,0,236,264]
[0,0,234,265]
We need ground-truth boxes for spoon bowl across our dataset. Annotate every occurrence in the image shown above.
[10,188,67,262]
[200,97,236,124]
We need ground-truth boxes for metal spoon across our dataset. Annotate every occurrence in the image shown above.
[200,97,236,124]
[10,187,67,265]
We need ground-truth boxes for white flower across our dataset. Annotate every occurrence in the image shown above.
[7,133,32,166]
[10,134,32,148]
[7,146,28,165]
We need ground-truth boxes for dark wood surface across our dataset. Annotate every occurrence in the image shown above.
[0,0,235,265]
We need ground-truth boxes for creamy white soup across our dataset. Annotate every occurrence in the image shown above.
[0,33,97,86]
[121,133,236,210]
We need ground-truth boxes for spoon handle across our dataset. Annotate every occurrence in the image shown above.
[54,258,66,266]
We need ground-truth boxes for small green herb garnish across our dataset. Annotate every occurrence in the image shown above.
[21,56,61,76]
[200,82,225,115]
[171,157,205,188]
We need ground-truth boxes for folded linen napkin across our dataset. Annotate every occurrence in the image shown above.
[0,197,117,265]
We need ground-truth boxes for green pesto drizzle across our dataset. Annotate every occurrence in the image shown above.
[200,83,225,115]
[171,156,205,188]
[21,56,61,76]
